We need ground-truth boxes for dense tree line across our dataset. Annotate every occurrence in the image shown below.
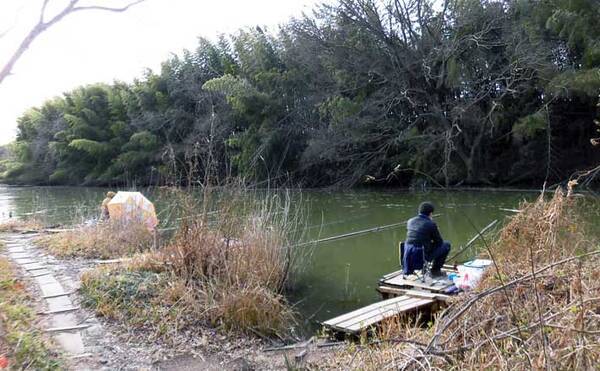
[1,0,599,187]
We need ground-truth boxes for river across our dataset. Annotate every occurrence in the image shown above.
[1,185,597,333]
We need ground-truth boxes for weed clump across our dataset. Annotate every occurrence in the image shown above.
[432,189,600,370]
[38,221,153,259]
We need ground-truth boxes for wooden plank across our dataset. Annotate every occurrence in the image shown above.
[92,258,129,264]
[382,269,404,280]
[38,306,80,315]
[44,228,76,233]
[346,298,433,332]
[323,296,412,326]
[323,296,413,327]
[335,297,423,329]
[45,324,90,333]
[30,272,52,278]
[42,291,74,299]
[377,286,451,301]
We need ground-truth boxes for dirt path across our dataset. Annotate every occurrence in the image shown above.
[1,232,338,370]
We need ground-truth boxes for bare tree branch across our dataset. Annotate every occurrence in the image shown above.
[72,0,146,13]
[0,0,146,86]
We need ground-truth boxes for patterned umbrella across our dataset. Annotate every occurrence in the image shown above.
[107,191,158,231]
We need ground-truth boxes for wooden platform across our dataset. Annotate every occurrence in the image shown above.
[379,269,455,293]
[322,266,458,337]
[322,295,434,335]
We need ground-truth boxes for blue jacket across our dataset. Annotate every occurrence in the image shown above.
[405,214,443,255]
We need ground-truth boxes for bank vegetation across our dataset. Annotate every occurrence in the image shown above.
[78,187,305,343]
[1,0,599,189]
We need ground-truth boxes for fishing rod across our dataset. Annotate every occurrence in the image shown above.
[448,219,498,261]
[295,213,442,247]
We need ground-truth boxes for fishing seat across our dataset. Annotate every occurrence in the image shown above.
[399,241,431,281]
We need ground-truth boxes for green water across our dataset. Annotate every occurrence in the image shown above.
[1,185,597,332]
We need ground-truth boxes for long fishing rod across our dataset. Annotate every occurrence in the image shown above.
[295,213,442,247]
[448,219,498,261]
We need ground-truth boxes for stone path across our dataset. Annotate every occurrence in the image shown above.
[1,234,99,368]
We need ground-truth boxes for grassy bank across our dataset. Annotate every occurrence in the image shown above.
[314,188,600,369]
[0,218,44,233]
[79,187,303,343]
[0,243,61,370]
[37,222,153,259]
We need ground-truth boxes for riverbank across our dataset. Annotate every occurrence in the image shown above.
[0,231,334,369]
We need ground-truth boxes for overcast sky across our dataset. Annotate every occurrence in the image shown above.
[0,0,322,145]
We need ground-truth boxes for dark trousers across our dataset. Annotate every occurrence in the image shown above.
[425,241,451,271]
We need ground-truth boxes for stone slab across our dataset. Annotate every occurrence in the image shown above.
[31,271,53,278]
[54,332,85,354]
[17,258,38,265]
[10,252,34,259]
[46,296,74,311]
[36,274,59,285]
[38,281,65,298]
[23,262,47,270]
[29,269,52,277]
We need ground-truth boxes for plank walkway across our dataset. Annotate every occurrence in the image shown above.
[322,295,434,335]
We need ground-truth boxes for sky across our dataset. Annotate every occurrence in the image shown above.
[0,0,322,145]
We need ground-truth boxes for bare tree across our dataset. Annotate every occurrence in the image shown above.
[0,0,146,85]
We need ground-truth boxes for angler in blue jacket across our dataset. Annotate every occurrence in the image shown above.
[402,202,451,278]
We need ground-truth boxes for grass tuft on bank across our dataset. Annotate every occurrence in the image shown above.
[0,218,44,233]
[313,187,600,370]
[37,222,153,259]
[80,187,303,341]
[0,244,61,370]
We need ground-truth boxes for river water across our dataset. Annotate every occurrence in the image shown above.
[1,185,597,332]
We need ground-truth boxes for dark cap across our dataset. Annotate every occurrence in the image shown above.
[418,202,435,215]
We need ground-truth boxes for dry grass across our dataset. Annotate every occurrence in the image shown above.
[0,218,44,233]
[37,221,153,259]
[0,244,61,369]
[313,188,600,370]
[80,186,303,341]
